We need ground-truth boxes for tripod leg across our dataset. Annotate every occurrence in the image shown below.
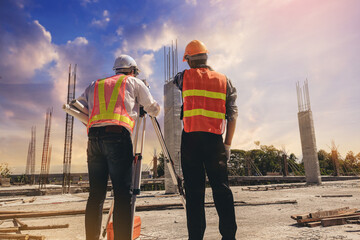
[130,115,146,240]
[150,116,186,209]
[101,198,114,238]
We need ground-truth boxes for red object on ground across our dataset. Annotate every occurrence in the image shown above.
[107,216,141,240]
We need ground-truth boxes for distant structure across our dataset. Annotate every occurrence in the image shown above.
[296,80,321,184]
[330,140,340,176]
[163,40,182,194]
[63,64,77,194]
[25,126,36,184]
[152,149,158,178]
[39,108,53,189]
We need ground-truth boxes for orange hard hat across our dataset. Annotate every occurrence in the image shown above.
[183,40,209,62]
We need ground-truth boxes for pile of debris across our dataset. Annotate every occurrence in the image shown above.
[291,207,360,227]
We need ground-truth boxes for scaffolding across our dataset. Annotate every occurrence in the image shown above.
[39,108,53,189]
[25,126,36,184]
[62,64,77,194]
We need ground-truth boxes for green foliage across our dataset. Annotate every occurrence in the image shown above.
[341,151,360,175]
[317,149,333,175]
[156,152,165,178]
[228,144,302,176]
[0,163,11,178]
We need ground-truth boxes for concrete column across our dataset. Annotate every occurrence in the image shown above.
[164,81,182,194]
[298,111,321,184]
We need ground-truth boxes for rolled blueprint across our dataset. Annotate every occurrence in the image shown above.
[70,99,89,115]
[62,104,88,124]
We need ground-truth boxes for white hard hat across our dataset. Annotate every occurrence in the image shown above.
[113,55,139,71]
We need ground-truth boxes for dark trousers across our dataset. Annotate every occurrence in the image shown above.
[181,131,237,240]
[85,126,133,240]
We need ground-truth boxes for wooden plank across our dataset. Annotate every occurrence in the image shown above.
[0,233,45,240]
[320,195,353,198]
[321,216,360,227]
[14,218,27,228]
[0,224,69,233]
[306,221,321,228]
[298,212,360,224]
[290,214,310,220]
[0,227,19,233]
[309,207,351,218]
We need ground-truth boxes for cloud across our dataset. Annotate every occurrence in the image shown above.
[0,1,58,84]
[0,1,104,171]
[50,36,103,104]
[91,10,110,28]
[137,53,155,78]
[80,0,98,7]
[111,0,360,157]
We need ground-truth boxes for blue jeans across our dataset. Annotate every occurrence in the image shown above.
[85,126,133,240]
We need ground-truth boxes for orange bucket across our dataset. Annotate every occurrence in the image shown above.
[107,216,141,240]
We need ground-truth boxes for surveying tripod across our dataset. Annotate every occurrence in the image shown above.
[102,108,186,239]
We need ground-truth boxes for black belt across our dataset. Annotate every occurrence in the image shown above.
[104,125,124,133]
[88,125,127,135]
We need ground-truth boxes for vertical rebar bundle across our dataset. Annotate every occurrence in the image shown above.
[25,126,36,184]
[39,108,53,189]
[164,40,178,83]
[296,79,311,112]
[62,64,77,194]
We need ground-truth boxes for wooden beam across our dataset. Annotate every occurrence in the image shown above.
[322,216,360,227]
[306,221,321,228]
[0,234,45,240]
[309,207,351,218]
[298,212,360,224]
[0,224,69,233]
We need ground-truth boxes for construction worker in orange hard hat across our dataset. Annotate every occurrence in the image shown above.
[182,40,209,62]
[174,40,238,240]
[76,54,160,240]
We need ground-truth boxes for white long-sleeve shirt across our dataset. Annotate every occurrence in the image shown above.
[77,74,160,133]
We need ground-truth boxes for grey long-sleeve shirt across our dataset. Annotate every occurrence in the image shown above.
[173,66,238,121]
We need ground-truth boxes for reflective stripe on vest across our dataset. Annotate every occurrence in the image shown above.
[87,75,135,132]
[182,68,226,134]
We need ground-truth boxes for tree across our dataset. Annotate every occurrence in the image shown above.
[156,152,165,178]
[343,151,360,175]
[317,149,333,175]
[228,149,247,176]
[0,163,11,178]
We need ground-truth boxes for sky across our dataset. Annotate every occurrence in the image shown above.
[0,0,359,174]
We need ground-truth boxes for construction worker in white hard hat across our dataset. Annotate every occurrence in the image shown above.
[76,54,160,240]
[174,40,238,240]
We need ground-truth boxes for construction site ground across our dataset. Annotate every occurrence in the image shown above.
[0,179,360,240]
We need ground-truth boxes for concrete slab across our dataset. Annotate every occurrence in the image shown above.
[0,180,360,239]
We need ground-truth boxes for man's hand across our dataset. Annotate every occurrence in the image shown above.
[224,144,231,162]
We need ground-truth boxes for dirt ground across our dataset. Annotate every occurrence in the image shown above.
[0,180,360,240]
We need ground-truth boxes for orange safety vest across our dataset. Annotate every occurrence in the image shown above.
[182,68,227,134]
[87,74,135,133]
